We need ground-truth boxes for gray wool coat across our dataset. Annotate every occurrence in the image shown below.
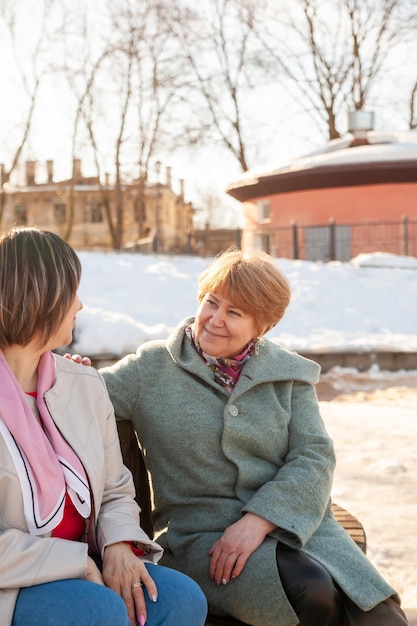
[101,317,399,626]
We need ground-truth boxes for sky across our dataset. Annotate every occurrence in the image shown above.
[68,247,417,622]
[2,1,417,229]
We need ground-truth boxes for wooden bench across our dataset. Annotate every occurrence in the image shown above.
[117,420,366,626]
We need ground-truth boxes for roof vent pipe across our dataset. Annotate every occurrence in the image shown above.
[347,110,374,146]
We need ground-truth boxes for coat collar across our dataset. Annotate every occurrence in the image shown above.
[166,317,320,396]
[166,317,221,390]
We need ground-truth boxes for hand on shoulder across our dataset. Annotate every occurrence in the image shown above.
[64,353,92,366]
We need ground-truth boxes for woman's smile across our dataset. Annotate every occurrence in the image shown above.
[194,292,258,358]
[203,326,227,339]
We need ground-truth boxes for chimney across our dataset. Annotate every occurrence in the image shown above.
[26,160,37,186]
[165,166,172,188]
[179,178,185,200]
[72,158,82,182]
[347,110,374,147]
[46,160,54,183]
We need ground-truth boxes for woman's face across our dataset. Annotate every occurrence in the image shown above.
[194,291,258,358]
[48,293,83,350]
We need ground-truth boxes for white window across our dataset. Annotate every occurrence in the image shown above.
[15,205,27,225]
[253,233,272,254]
[89,203,103,223]
[53,203,66,224]
[257,199,270,222]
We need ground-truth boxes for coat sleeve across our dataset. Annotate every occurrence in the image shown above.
[0,528,89,588]
[241,381,335,549]
[91,372,163,563]
[100,352,142,421]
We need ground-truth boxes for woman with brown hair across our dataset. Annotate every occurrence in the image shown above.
[0,227,207,626]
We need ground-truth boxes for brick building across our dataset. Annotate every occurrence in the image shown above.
[226,112,417,260]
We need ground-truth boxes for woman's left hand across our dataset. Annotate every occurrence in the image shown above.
[208,513,276,586]
[63,353,92,366]
[102,542,157,626]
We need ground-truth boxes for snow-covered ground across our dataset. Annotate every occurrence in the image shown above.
[72,250,416,622]
[73,250,417,357]
[320,382,416,624]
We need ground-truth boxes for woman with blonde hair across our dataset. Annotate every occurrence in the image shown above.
[0,227,207,626]
[100,247,408,626]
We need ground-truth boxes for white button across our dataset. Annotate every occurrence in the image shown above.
[229,405,238,416]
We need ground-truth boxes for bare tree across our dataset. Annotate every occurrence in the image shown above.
[64,49,115,243]
[168,0,272,172]
[3,0,417,242]
[114,0,189,211]
[258,0,417,139]
[409,81,417,130]
[0,0,61,225]
[62,0,188,249]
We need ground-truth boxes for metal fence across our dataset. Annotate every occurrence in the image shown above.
[123,217,417,261]
[126,229,242,257]
[260,216,417,261]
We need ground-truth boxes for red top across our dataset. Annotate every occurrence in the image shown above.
[52,492,85,540]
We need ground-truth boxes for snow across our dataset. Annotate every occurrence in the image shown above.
[72,249,417,622]
[321,393,416,621]
[72,250,417,357]
[287,130,417,169]
[230,130,417,183]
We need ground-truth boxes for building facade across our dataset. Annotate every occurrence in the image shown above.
[226,115,417,261]
[0,159,195,252]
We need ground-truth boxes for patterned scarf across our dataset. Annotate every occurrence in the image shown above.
[0,349,91,535]
[186,324,259,394]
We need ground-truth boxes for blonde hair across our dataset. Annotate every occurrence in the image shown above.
[197,248,291,336]
[0,227,81,348]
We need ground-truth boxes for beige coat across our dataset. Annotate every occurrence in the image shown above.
[0,354,162,626]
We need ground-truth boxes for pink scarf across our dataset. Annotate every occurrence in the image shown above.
[0,349,90,535]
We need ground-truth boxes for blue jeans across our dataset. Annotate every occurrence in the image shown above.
[12,563,208,626]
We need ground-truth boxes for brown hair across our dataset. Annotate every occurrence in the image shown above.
[197,248,291,336]
[0,227,81,348]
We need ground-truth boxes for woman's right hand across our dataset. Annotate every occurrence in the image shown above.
[85,555,105,586]
[208,512,276,586]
